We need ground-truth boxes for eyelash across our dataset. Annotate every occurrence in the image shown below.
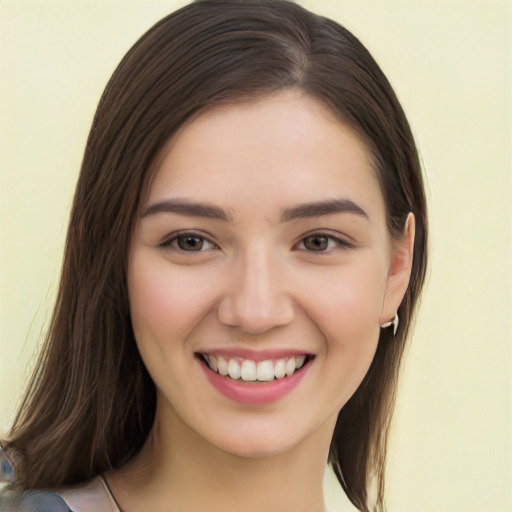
[295,232,354,253]
[159,231,218,253]
[159,231,354,254]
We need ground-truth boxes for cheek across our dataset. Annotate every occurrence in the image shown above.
[299,256,387,340]
[127,253,216,343]
[296,258,386,398]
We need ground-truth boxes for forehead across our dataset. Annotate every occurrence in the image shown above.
[146,91,385,223]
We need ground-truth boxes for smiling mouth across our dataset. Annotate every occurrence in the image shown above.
[198,354,313,383]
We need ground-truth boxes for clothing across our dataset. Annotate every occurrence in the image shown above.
[1,477,339,512]
[0,476,119,512]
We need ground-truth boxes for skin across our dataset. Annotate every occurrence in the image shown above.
[108,91,414,512]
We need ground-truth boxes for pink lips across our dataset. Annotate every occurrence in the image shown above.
[199,350,312,405]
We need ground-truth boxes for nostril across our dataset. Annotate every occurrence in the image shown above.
[217,298,294,334]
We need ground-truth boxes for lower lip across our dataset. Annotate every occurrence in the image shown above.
[200,359,311,406]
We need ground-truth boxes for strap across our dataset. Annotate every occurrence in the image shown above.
[59,476,120,512]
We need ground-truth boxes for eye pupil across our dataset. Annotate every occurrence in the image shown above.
[304,235,328,251]
[178,236,203,251]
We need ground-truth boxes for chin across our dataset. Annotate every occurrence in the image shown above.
[213,433,307,460]
[195,409,337,462]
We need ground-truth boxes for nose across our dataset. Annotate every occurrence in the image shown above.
[217,248,294,335]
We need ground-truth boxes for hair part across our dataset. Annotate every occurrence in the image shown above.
[4,2,427,511]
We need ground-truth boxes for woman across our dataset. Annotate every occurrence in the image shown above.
[0,0,427,511]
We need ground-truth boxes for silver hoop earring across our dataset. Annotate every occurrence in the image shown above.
[381,314,399,336]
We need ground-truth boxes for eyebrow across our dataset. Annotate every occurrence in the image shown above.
[141,199,233,221]
[280,198,368,222]
[141,197,368,222]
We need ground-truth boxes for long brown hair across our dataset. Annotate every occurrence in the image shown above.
[4,1,428,510]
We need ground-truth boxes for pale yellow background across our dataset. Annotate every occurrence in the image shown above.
[0,1,510,511]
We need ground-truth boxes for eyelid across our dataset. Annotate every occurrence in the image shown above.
[295,231,355,251]
[157,229,354,253]
[159,230,218,251]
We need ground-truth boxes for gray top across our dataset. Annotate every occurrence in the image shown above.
[0,477,119,512]
[0,487,71,511]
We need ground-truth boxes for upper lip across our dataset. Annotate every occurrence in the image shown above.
[196,348,314,362]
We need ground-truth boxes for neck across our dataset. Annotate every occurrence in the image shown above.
[108,403,335,512]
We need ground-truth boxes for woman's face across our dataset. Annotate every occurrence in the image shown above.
[128,91,412,458]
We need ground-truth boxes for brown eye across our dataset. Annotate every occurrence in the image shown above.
[160,232,217,253]
[303,235,329,251]
[177,235,205,251]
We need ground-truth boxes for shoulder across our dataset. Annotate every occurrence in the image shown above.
[0,477,118,512]
[0,485,72,511]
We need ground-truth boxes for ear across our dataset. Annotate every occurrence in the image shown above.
[379,213,415,325]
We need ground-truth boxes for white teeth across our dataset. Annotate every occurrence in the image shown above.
[228,358,241,380]
[295,355,306,369]
[207,355,218,372]
[203,354,309,382]
[285,357,296,376]
[240,359,257,381]
[217,356,228,376]
[256,360,274,382]
[274,358,286,379]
